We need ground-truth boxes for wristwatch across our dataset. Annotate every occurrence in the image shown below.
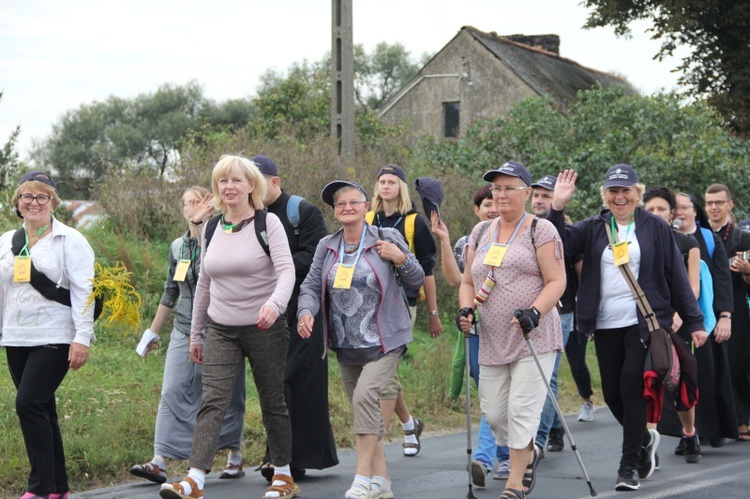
[719,313,732,320]
[430,310,439,316]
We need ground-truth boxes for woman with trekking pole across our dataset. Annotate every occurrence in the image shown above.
[457,161,566,499]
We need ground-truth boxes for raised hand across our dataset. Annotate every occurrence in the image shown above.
[552,169,578,211]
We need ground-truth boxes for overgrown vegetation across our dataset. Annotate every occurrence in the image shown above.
[0,84,747,495]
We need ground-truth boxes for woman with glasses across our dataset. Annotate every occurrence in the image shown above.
[159,156,296,499]
[297,180,424,499]
[129,186,247,485]
[672,193,740,445]
[457,162,566,499]
[0,171,96,499]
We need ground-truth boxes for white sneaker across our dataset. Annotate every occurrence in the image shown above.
[370,477,394,499]
[578,401,594,422]
[345,482,371,499]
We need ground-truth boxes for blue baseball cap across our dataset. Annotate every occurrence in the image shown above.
[531,175,557,191]
[603,164,639,188]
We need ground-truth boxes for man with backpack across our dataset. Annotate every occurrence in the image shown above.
[253,155,339,480]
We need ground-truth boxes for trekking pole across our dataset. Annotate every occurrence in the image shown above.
[514,310,597,497]
[458,309,478,499]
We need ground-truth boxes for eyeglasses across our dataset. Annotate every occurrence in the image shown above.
[19,194,52,205]
[675,205,694,212]
[490,185,528,195]
[182,199,200,207]
[705,200,728,207]
[334,201,364,209]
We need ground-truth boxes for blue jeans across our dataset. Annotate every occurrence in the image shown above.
[535,312,573,447]
[469,333,509,464]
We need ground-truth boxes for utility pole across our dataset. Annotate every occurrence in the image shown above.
[331,0,355,160]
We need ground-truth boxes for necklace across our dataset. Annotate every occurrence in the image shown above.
[343,241,360,254]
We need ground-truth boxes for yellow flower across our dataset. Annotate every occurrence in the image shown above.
[86,262,142,335]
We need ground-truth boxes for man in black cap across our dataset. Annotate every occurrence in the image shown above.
[253,155,339,479]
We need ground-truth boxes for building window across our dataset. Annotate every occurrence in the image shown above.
[443,102,460,138]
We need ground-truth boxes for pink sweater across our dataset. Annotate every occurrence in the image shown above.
[190,212,295,346]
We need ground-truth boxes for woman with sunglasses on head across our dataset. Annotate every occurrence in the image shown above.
[297,180,424,499]
[129,186,247,486]
[0,172,96,499]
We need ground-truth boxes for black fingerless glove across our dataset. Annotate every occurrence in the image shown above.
[456,307,476,331]
[514,307,541,334]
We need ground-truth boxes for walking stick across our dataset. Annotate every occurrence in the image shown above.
[457,308,478,499]
[464,330,477,499]
[515,310,597,497]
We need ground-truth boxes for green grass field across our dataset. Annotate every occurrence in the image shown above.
[0,323,601,497]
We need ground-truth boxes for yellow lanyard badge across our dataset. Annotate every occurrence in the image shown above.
[333,264,355,289]
[174,259,191,282]
[13,255,31,282]
[610,216,633,267]
[483,243,508,267]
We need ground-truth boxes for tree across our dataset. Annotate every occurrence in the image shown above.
[0,91,21,190]
[414,86,750,221]
[581,0,750,135]
[33,82,253,198]
[355,42,422,110]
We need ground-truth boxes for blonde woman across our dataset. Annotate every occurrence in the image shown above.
[160,156,297,499]
[130,186,247,485]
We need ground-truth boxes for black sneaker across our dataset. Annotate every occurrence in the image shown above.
[674,436,687,455]
[637,429,659,479]
[615,465,640,491]
[654,451,659,470]
[547,427,565,452]
[710,437,726,448]
[684,434,702,463]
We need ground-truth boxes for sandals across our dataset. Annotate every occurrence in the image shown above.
[522,445,540,495]
[219,462,245,479]
[737,431,750,441]
[500,487,526,499]
[403,417,424,456]
[159,477,203,499]
[258,463,306,483]
[263,474,300,498]
[130,461,167,484]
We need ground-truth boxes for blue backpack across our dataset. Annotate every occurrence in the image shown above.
[286,195,303,235]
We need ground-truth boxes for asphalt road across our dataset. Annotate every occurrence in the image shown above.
[73,407,750,498]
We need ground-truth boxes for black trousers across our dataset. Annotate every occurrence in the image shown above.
[7,344,71,496]
[594,325,648,470]
[565,329,594,399]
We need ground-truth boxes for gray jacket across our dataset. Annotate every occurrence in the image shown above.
[297,223,425,356]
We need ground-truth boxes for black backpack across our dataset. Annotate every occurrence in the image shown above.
[204,210,270,256]
[10,229,103,320]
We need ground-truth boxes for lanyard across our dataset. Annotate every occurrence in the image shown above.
[492,212,527,246]
[19,222,51,256]
[338,226,368,268]
[179,239,200,261]
[221,214,239,231]
[376,213,403,229]
[610,215,634,243]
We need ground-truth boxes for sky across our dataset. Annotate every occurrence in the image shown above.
[0,0,688,160]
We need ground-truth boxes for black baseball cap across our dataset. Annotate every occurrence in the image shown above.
[377,164,406,182]
[483,161,532,186]
[19,171,56,190]
[251,155,278,176]
[321,180,369,207]
[531,175,557,191]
